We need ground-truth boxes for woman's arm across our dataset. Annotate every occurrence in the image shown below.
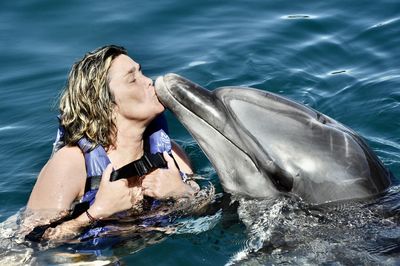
[27,146,86,212]
[23,146,87,239]
[24,147,139,241]
[40,165,142,241]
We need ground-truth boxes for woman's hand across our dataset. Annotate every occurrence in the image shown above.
[42,219,83,241]
[89,164,143,219]
[142,152,196,200]
[40,165,143,241]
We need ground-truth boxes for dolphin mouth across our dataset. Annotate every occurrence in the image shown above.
[154,76,168,107]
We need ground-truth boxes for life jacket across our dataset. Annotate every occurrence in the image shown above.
[53,113,176,213]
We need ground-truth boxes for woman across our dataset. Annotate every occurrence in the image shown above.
[25,45,199,240]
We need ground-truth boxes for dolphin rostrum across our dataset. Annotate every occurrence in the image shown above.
[155,73,391,204]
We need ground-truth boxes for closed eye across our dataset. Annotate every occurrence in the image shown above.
[131,64,142,82]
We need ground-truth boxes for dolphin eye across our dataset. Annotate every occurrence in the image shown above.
[316,112,327,124]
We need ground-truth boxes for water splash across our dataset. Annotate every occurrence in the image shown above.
[0,185,218,264]
[226,186,400,265]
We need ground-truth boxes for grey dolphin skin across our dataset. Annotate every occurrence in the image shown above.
[155,73,391,204]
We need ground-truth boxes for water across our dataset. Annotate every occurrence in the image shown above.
[0,0,399,264]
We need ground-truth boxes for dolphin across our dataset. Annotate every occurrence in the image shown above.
[155,73,391,204]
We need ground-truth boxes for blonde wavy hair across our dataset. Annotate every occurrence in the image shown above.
[59,45,127,149]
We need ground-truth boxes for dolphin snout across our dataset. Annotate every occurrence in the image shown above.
[155,73,180,91]
[154,76,165,92]
[154,74,173,105]
[154,73,181,100]
[163,73,181,83]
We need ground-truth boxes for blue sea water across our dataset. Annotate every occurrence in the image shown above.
[0,0,399,265]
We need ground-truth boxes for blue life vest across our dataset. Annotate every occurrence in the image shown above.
[53,114,172,207]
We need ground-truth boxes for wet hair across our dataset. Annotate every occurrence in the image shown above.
[59,45,127,149]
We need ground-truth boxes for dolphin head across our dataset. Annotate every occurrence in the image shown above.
[155,73,390,203]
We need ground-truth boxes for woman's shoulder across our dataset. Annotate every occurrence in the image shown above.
[51,145,84,163]
[46,145,86,177]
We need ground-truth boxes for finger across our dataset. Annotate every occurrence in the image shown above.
[144,169,160,179]
[142,175,158,186]
[130,187,138,200]
[103,164,129,186]
[141,178,153,187]
[143,188,155,198]
[142,173,155,182]
[131,186,142,196]
[142,179,156,189]
[163,151,177,170]
[133,187,143,200]
[101,164,113,184]
[42,229,51,240]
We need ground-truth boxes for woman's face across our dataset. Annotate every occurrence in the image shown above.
[108,54,164,124]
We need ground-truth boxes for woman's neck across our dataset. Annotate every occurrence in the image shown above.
[107,118,148,169]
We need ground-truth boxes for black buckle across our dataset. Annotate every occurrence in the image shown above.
[110,152,167,182]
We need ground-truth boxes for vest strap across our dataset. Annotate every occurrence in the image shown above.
[110,152,168,182]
